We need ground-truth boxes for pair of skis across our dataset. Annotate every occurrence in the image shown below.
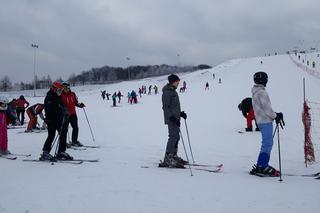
[23,158,99,165]
[146,162,223,173]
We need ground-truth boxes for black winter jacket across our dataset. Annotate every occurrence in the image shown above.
[162,83,181,124]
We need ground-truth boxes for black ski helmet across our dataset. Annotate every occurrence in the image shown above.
[253,72,268,86]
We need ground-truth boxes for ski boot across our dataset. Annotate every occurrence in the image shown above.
[250,164,280,177]
[0,150,11,155]
[39,151,56,161]
[55,152,74,160]
[245,127,253,132]
[71,141,83,147]
[255,127,260,131]
[173,154,188,165]
[159,153,185,168]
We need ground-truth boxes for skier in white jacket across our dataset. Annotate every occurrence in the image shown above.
[250,72,285,177]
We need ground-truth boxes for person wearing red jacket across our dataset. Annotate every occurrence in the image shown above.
[15,95,29,125]
[61,82,85,147]
[25,103,45,132]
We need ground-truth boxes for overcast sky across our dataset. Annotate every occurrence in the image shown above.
[1,0,319,82]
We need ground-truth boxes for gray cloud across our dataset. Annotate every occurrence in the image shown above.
[1,0,320,82]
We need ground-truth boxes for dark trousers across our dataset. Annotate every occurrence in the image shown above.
[165,123,180,154]
[16,108,25,125]
[43,117,68,154]
[68,114,79,143]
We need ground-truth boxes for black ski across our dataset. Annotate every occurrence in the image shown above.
[23,159,83,164]
[187,163,223,168]
[68,159,99,162]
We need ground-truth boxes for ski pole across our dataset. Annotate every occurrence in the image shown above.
[276,124,283,182]
[67,127,71,144]
[179,129,193,176]
[83,108,96,142]
[184,119,195,163]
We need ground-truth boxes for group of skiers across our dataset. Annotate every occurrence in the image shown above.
[0,81,86,160]
[158,72,285,178]
[1,71,286,178]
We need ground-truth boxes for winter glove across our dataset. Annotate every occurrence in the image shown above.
[169,116,181,127]
[275,112,285,129]
[79,103,85,108]
[180,111,187,120]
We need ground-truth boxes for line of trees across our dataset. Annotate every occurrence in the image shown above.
[0,64,211,91]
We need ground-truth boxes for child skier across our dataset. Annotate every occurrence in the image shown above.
[205,82,209,90]
[250,72,285,177]
[238,97,259,132]
[25,103,45,132]
[112,92,117,107]
[0,97,10,155]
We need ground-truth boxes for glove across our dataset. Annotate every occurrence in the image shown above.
[169,116,181,127]
[275,112,285,129]
[180,111,187,120]
[79,103,85,108]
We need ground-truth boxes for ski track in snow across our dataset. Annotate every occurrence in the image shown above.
[0,53,320,213]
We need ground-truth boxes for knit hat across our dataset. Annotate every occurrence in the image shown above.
[168,74,180,83]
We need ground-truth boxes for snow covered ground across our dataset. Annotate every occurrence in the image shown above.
[1,53,320,213]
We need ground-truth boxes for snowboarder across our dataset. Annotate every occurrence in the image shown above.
[40,81,73,161]
[159,74,188,168]
[61,82,85,147]
[205,82,209,90]
[25,103,45,132]
[0,97,10,155]
[112,92,117,107]
[249,72,285,177]
[15,95,30,125]
[238,97,259,132]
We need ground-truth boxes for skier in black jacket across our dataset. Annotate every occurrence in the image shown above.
[159,74,188,168]
[40,82,73,161]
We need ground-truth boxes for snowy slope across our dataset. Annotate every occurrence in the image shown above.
[1,53,320,213]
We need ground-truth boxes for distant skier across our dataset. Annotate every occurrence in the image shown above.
[219,78,222,84]
[106,92,111,100]
[101,90,106,100]
[138,88,142,98]
[127,92,131,103]
[0,97,10,155]
[159,74,188,168]
[25,103,45,132]
[249,72,285,177]
[238,97,258,132]
[112,92,117,107]
[148,85,152,95]
[205,82,209,90]
[40,81,73,161]
[15,95,30,125]
[312,61,315,68]
[183,81,187,92]
[154,85,158,94]
[130,90,138,104]
[6,99,19,126]
[117,91,123,103]
[213,73,215,80]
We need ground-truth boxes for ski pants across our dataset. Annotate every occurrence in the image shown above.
[16,107,25,125]
[247,109,255,129]
[67,114,79,143]
[257,122,274,168]
[43,117,68,154]
[26,109,37,130]
[0,113,8,152]
[165,122,180,154]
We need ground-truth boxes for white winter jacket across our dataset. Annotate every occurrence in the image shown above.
[252,84,277,124]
